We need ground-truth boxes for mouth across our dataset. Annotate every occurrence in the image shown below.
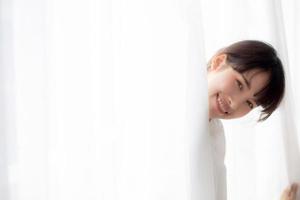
[216,93,230,115]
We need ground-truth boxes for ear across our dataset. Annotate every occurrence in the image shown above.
[210,54,227,71]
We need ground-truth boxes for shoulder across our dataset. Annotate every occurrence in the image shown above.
[209,119,226,158]
[209,119,224,135]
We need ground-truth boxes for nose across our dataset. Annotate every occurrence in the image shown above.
[227,93,247,112]
[221,94,233,114]
[227,96,232,105]
[224,94,247,114]
[223,94,232,106]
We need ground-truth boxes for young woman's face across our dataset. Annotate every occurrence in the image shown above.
[207,54,270,120]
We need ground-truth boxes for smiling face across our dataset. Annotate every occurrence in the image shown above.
[207,54,271,120]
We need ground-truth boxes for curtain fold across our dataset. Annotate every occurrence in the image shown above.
[1,0,212,199]
[199,0,300,200]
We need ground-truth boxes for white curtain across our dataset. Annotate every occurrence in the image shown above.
[199,0,300,200]
[0,0,299,200]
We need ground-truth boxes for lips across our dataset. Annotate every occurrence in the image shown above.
[216,93,230,115]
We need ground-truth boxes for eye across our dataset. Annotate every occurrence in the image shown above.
[247,101,254,109]
[236,80,243,90]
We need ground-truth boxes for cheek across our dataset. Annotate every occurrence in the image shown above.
[217,77,237,93]
[232,106,251,118]
[208,72,237,95]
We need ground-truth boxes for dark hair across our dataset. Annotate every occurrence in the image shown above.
[208,40,285,122]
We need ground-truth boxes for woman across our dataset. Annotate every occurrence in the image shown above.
[207,40,298,200]
[281,183,298,200]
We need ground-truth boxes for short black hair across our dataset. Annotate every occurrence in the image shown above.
[208,40,285,122]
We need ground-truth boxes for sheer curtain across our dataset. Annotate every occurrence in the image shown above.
[1,0,212,199]
[200,0,300,200]
[0,0,299,200]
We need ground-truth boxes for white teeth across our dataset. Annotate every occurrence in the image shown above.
[217,95,228,114]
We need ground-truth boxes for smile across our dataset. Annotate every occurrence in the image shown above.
[216,93,230,115]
